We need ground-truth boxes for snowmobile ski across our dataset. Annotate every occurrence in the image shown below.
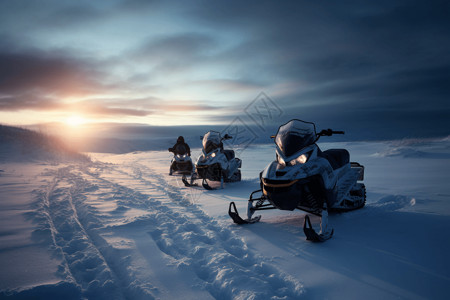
[228,202,261,224]
[303,215,334,242]
[182,175,198,187]
[202,178,213,190]
[201,177,225,190]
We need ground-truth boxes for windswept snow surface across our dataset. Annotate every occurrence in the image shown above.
[1,139,450,299]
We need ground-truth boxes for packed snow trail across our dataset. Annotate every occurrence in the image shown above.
[3,139,450,299]
[28,160,303,299]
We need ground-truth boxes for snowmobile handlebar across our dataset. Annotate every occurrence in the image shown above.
[200,134,233,141]
[222,134,233,141]
[318,129,345,136]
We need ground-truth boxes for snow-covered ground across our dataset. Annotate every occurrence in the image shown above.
[1,138,449,299]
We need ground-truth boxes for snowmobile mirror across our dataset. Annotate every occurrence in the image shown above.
[223,134,232,140]
[270,135,275,139]
[200,136,203,140]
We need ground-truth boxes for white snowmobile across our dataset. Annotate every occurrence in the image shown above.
[184,131,242,190]
[228,119,365,242]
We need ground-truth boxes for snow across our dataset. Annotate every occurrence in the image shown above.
[1,138,450,299]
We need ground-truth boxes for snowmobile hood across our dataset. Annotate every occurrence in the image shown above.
[275,120,317,157]
[202,131,222,154]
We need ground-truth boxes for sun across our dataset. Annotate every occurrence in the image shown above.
[65,115,86,127]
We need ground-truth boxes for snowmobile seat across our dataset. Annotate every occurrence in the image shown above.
[223,150,235,161]
[320,149,349,170]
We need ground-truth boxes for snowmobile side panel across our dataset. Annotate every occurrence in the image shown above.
[335,168,362,205]
[351,162,364,181]
[330,183,366,212]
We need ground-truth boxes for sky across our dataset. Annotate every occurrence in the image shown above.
[0,0,449,140]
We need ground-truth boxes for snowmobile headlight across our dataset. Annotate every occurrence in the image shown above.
[289,154,308,166]
[205,152,216,160]
[277,155,286,167]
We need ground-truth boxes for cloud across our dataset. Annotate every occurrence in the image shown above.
[0,48,105,97]
[191,79,263,93]
[130,32,219,77]
[0,0,449,137]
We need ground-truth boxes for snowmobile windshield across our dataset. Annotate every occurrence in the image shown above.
[275,120,316,157]
[202,131,221,154]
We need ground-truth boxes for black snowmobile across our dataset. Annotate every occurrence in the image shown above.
[168,137,195,184]
[228,119,365,242]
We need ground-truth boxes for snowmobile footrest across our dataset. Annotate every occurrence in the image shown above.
[228,202,261,224]
[303,215,334,242]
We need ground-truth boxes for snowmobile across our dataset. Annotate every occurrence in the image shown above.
[184,131,242,190]
[169,152,194,176]
[169,142,195,186]
[228,119,365,242]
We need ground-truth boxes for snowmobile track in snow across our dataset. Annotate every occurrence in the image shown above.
[34,162,303,299]
[36,167,126,299]
[105,161,304,299]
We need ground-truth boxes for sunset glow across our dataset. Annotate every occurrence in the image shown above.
[65,115,86,127]
[0,1,448,139]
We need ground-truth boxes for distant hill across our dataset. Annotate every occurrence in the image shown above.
[0,125,90,163]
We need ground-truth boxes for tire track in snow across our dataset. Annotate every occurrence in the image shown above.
[104,162,304,299]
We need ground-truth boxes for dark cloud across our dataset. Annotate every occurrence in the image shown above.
[136,33,215,59]
[0,94,63,111]
[1,0,449,138]
[131,33,218,76]
[181,0,450,137]
[38,4,105,29]
[0,47,105,96]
